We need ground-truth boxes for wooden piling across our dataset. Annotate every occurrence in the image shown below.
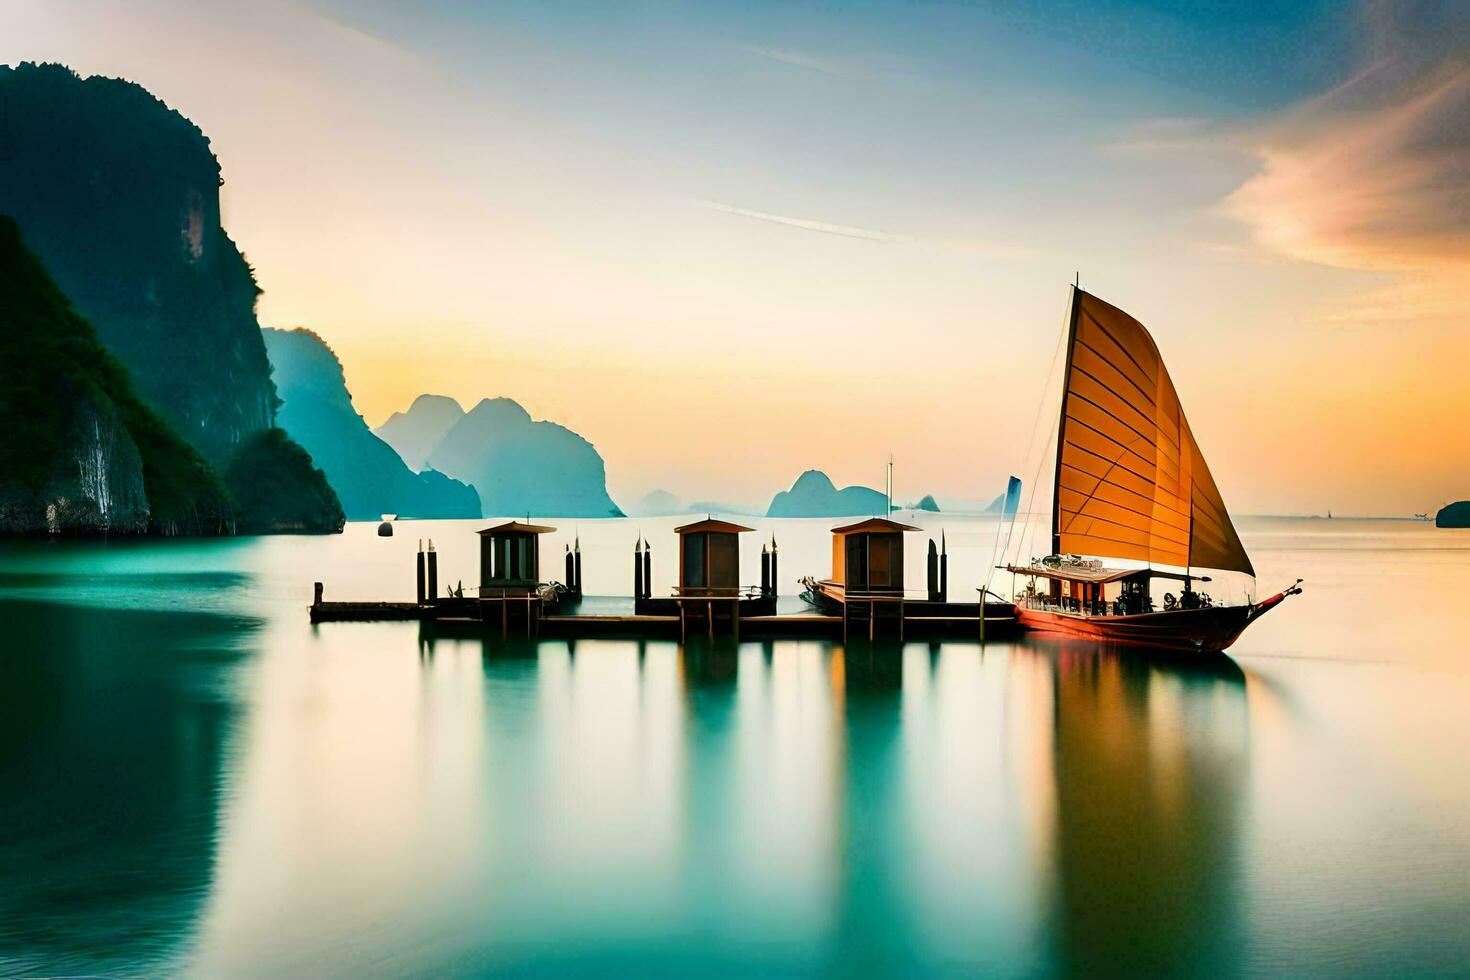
[939,530,948,602]
[927,539,939,602]
[634,538,644,600]
[770,536,778,597]
[574,539,583,597]
[416,542,426,605]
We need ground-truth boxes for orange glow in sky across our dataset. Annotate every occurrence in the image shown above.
[4,0,1465,514]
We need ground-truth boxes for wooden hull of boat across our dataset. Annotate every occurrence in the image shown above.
[1016,604,1258,654]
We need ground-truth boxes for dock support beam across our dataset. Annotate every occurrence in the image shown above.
[642,543,652,599]
[939,531,948,602]
[416,542,426,605]
[574,539,583,598]
[634,539,644,601]
[426,542,438,602]
[927,539,940,602]
[770,536,778,597]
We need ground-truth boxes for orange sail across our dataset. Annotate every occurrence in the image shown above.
[1052,289,1253,576]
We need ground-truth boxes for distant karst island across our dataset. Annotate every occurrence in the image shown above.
[376,395,623,519]
[263,329,479,521]
[765,470,946,518]
[1436,501,1470,528]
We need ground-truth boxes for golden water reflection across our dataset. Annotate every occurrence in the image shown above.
[183,628,1254,975]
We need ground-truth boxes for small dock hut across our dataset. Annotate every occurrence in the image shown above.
[474,520,557,636]
[822,517,922,640]
[674,518,754,595]
[829,517,921,595]
[669,518,755,640]
[478,520,556,593]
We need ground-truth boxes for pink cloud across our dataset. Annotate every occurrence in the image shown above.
[1225,1,1469,274]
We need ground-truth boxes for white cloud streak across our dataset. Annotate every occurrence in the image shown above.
[700,200,896,241]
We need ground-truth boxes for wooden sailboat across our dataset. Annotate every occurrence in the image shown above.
[1007,287,1301,654]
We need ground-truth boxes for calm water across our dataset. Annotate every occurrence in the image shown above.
[1,516,1467,977]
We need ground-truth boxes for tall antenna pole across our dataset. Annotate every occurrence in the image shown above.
[886,454,893,518]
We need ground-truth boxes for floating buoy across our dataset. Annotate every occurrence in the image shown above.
[377,521,394,537]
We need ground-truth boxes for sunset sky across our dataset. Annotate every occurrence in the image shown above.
[4,0,1466,515]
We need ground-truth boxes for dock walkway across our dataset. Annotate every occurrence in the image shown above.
[310,592,1016,641]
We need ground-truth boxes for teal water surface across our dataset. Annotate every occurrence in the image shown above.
[1,517,1467,977]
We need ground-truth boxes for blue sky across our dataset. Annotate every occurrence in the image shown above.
[4,0,1466,513]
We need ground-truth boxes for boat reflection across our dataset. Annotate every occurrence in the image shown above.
[1039,640,1249,975]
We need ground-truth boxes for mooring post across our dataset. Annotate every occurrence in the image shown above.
[940,530,948,602]
[927,539,939,602]
[574,536,583,598]
[760,543,770,596]
[426,540,438,601]
[642,543,652,599]
[770,535,778,597]
[313,581,324,607]
[565,544,575,595]
[416,540,426,605]
[634,538,644,602]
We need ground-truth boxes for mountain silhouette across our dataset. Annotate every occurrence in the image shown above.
[390,396,624,518]
[263,329,479,521]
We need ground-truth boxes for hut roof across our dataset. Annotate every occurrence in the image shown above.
[476,520,557,535]
[673,518,755,535]
[830,517,922,535]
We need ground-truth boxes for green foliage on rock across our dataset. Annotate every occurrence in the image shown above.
[0,215,232,534]
[224,429,345,534]
[0,63,276,464]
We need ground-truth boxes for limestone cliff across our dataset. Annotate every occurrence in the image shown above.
[1436,502,1470,528]
[375,395,467,473]
[0,63,341,533]
[767,470,888,518]
[418,397,624,518]
[0,216,231,534]
[263,329,480,520]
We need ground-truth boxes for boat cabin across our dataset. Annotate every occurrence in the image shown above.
[478,520,555,593]
[830,518,920,595]
[1006,561,1210,616]
[674,519,753,595]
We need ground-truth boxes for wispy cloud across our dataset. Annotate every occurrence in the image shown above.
[699,199,1035,259]
[1216,0,1469,335]
[1223,1,1470,274]
[700,200,896,241]
[741,45,847,77]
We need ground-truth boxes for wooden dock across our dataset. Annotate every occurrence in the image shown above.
[309,592,1017,641]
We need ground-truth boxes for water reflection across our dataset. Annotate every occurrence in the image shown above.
[3,520,1467,974]
[1041,642,1249,976]
[0,598,252,977]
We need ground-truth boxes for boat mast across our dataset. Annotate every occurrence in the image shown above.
[1051,279,1083,557]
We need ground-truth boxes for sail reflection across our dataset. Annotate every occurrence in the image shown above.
[1043,642,1249,975]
